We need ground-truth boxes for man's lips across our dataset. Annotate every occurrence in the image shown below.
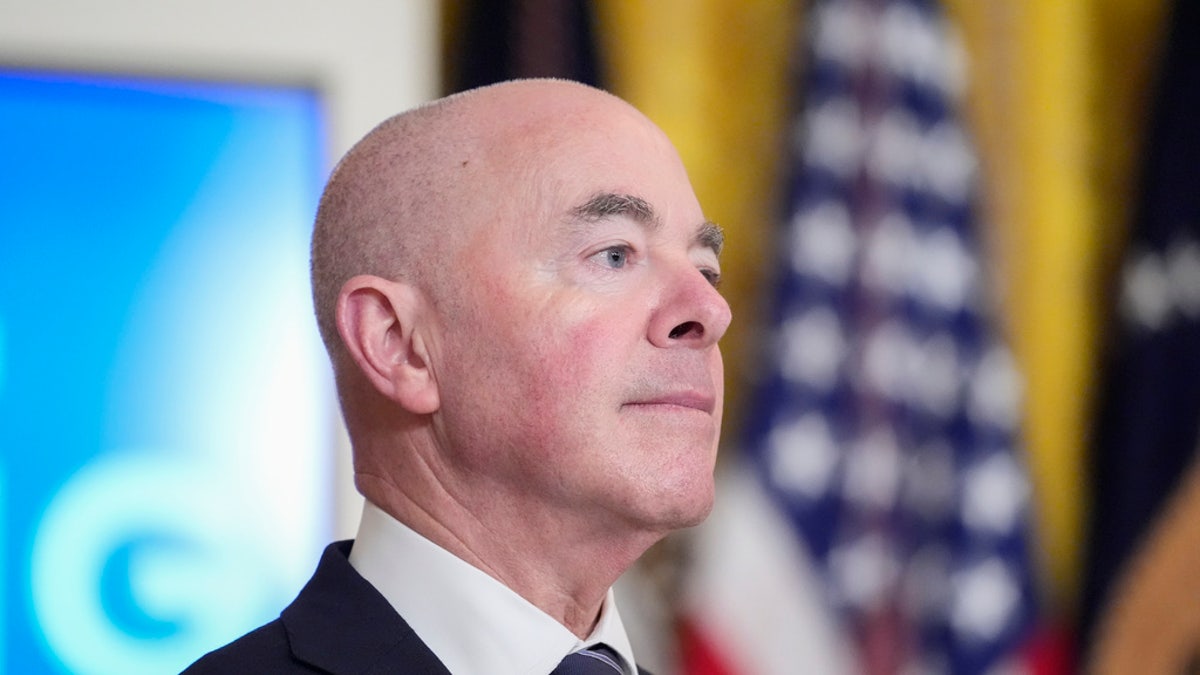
[623,391,716,414]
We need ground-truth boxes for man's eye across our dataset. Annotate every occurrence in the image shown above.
[700,268,722,288]
[596,246,630,269]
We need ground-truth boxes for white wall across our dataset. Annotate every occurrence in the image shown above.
[0,0,439,158]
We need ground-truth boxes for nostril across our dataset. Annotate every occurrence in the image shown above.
[669,321,703,339]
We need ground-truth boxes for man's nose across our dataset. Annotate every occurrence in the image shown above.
[649,266,733,349]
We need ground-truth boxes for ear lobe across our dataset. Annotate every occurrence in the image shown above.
[336,274,440,414]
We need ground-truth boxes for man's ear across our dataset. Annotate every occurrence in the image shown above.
[335,274,440,415]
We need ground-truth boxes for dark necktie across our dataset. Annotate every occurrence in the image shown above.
[550,644,625,675]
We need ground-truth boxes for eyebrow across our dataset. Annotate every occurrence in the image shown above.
[569,191,724,256]
[697,220,725,256]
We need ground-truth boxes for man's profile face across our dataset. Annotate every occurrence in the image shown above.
[431,91,732,535]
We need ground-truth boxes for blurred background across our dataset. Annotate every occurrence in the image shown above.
[2,0,1198,673]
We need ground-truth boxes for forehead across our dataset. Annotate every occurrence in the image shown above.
[495,102,707,237]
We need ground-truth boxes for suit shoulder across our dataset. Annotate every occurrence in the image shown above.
[181,619,315,674]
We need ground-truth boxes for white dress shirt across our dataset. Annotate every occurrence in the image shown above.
[348,501,638,675]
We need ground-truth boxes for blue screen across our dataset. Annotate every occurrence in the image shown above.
[0,69,333,674]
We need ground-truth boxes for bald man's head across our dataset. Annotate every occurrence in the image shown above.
[310,79,641,367]
[309,77,728,545]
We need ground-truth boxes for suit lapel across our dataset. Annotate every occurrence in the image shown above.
[281,541,452,674]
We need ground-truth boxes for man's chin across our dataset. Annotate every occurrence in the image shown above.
[676,493,716,529]
[637,482,715,534]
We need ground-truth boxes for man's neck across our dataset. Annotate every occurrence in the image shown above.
[356,472,660,637]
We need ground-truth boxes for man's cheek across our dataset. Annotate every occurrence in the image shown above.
[521,333,616,426]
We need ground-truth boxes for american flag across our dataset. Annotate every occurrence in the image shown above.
[734,0,1039,672]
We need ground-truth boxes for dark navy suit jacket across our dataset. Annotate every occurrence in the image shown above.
[182,541,451,674]
[182,540,653,675]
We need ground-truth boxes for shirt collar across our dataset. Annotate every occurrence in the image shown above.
[348,501,637,675]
